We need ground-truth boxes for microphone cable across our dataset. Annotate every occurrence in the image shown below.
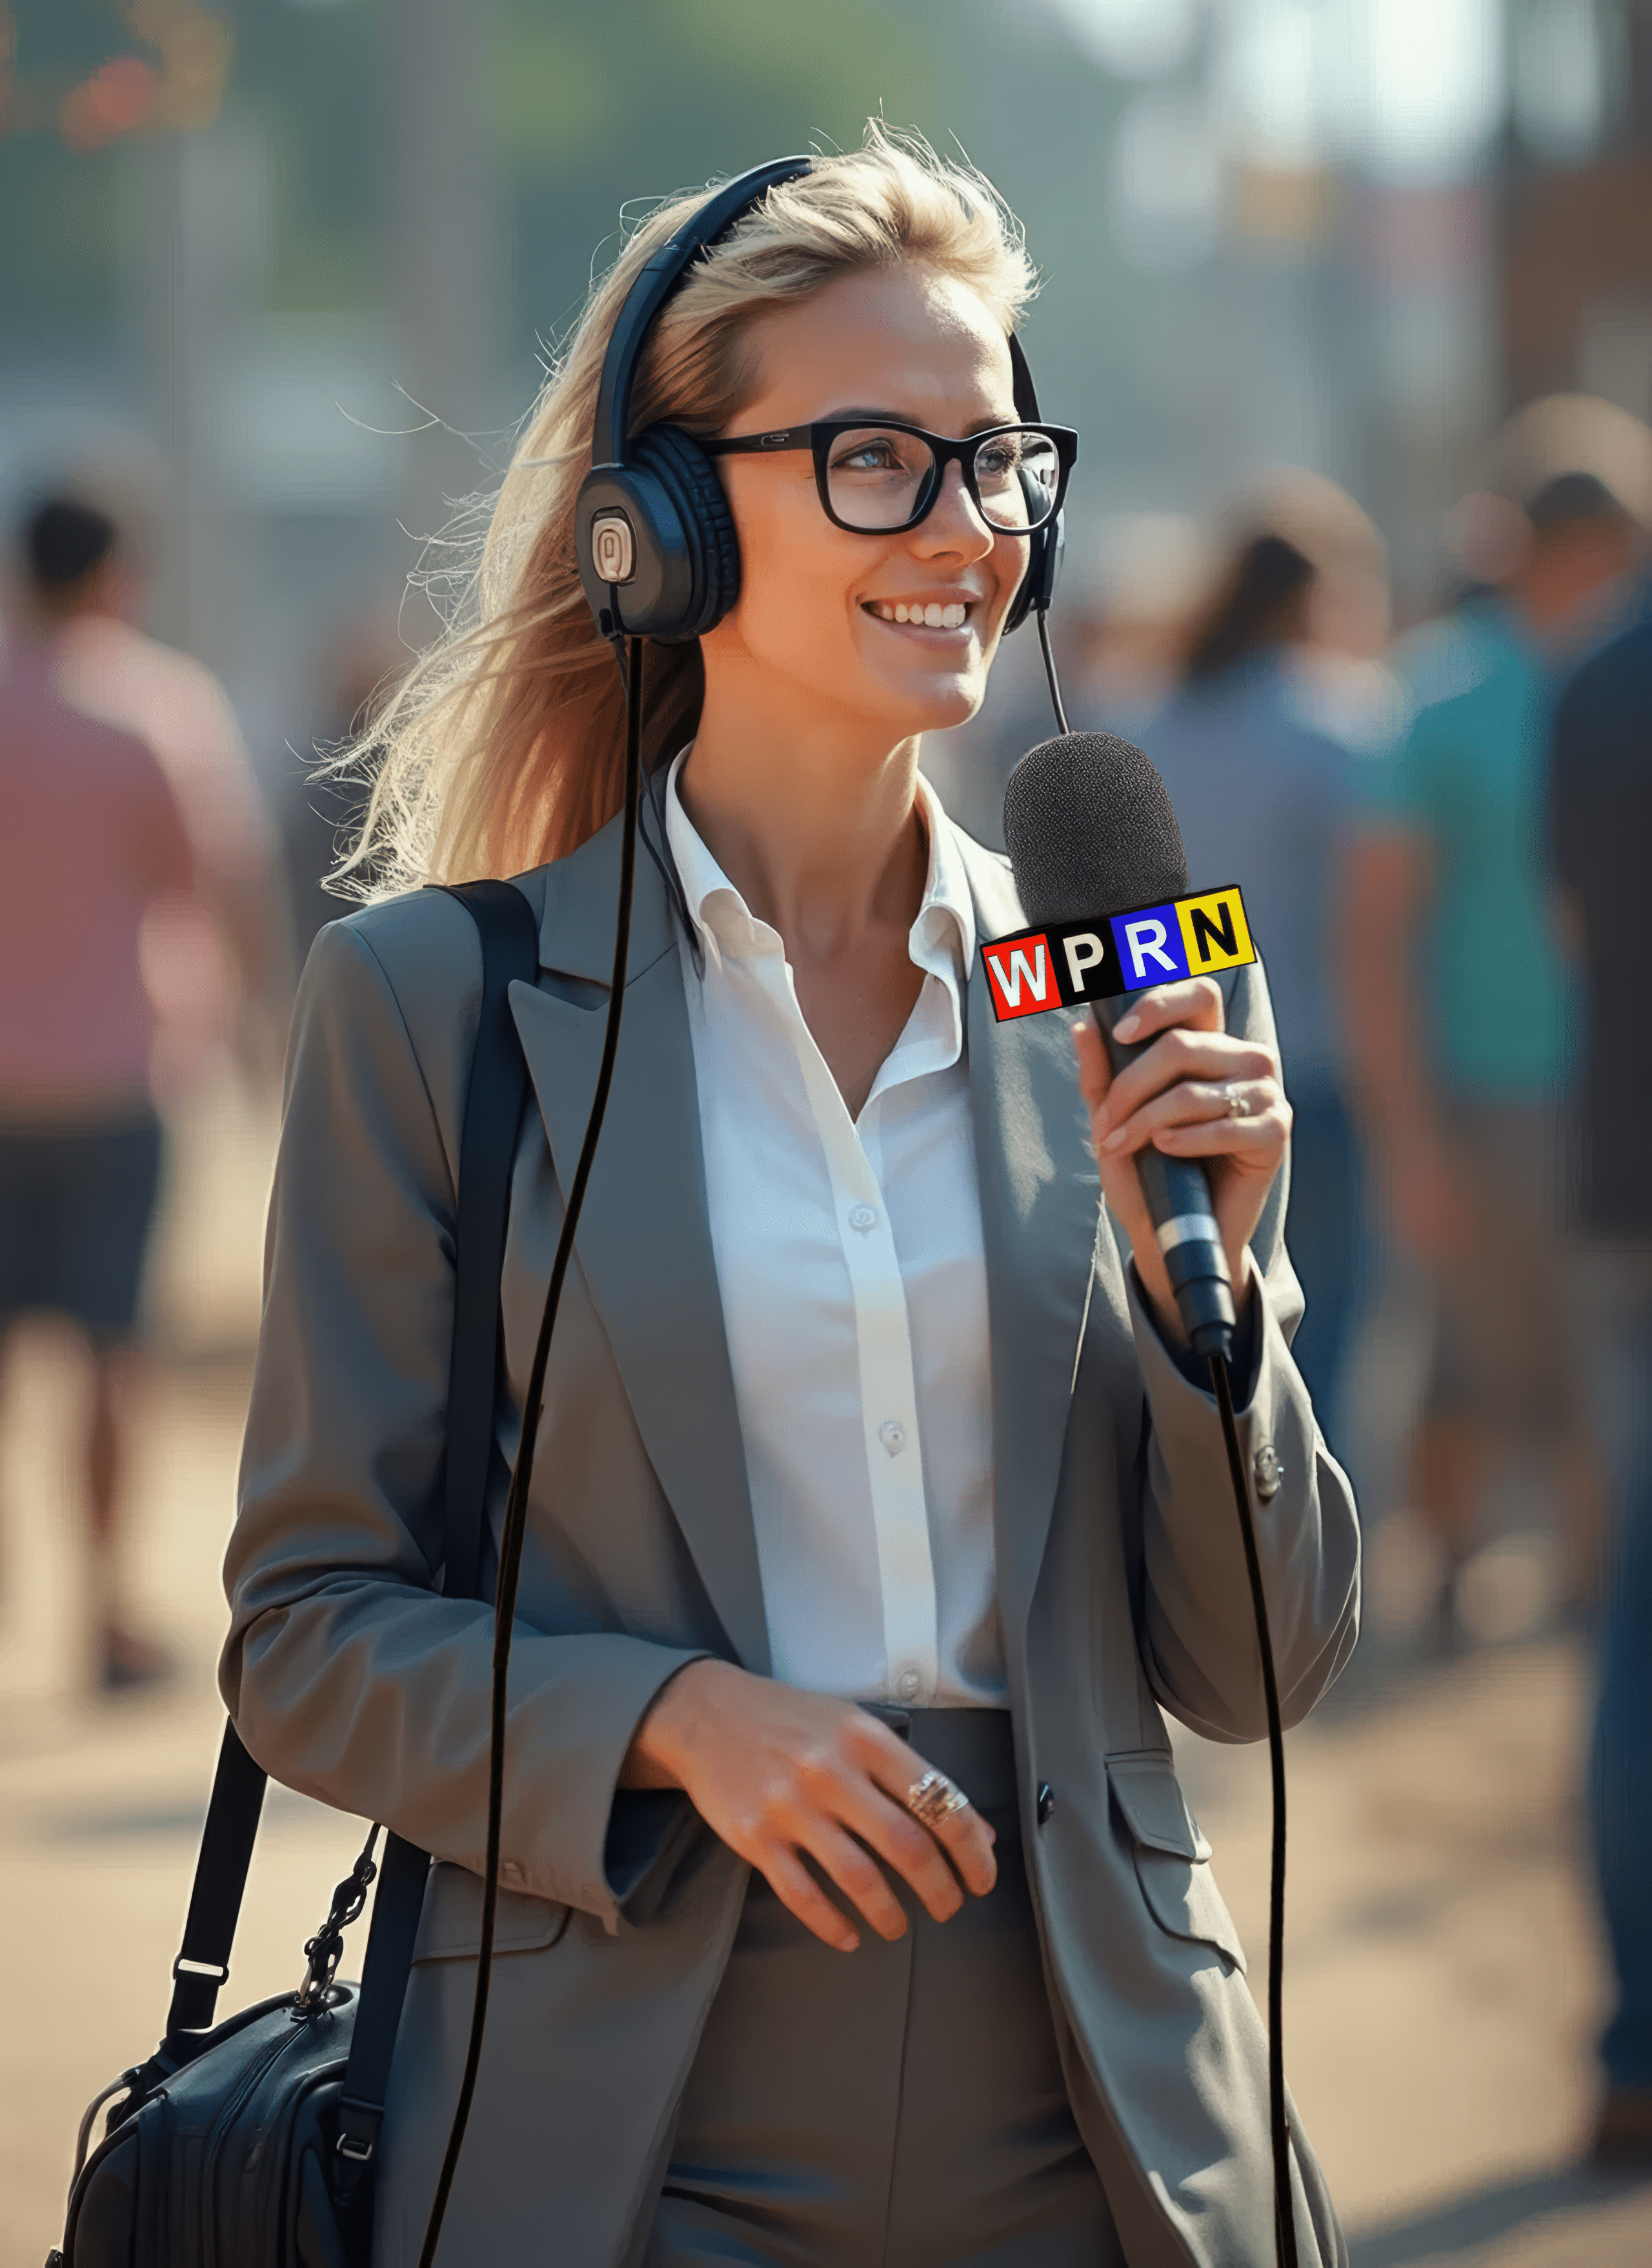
[417,637,646,2268]
[1207,1344,1298,2268]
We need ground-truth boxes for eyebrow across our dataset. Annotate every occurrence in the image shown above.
[818,406,1014,437]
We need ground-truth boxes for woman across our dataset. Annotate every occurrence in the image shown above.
[1141,477,1393,1425]
[223,134,1359,2267]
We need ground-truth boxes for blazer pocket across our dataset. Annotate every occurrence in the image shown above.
[1105,1750,1247,1976]
[411,1857,572,1963]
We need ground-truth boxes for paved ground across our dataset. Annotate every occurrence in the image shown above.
[1,1083,1647,2264]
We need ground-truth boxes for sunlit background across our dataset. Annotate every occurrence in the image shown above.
[3,4,1652,2263]
[6,0,1648,727]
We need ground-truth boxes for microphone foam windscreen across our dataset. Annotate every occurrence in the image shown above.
[1002,732,1188,927]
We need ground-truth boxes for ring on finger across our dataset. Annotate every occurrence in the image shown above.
[1223,1082,1251,1120]
[906,1768,972,1828]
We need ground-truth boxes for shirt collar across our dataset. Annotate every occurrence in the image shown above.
[663,750,975,987]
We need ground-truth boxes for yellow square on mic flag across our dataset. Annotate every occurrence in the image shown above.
[1174,886,1252,975]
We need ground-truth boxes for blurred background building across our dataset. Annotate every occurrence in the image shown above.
[5,0,1650,754]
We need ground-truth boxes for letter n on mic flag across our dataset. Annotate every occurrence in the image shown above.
[980,885,1254,1023]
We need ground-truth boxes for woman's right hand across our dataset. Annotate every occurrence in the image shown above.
[620,1660,997,1951]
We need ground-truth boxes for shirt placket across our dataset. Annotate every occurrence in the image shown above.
[746,939,940,1708]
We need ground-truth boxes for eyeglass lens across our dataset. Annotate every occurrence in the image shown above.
[824,428,1061,533]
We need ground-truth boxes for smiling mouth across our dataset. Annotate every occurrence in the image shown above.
[863,599,972,630]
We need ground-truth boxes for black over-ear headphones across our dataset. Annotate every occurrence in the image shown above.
[574,154,1065,648]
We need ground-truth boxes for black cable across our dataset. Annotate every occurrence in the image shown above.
[1036,607,1069,737]
[1209,1350,1298,2268]
[417,638,646,2268]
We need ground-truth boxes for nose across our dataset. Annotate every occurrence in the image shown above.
[913,457,994,562]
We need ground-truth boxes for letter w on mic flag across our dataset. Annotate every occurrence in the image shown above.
[980,885,1254,1023]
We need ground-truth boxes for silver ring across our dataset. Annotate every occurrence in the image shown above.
[906,1768,972,1828]
[1225,1083,1250,1119]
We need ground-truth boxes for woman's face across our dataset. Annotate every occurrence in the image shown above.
[701,265,1029,742]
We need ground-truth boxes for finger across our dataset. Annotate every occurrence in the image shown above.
[1073,1016,1114,1119]
[1152,1107,1289,1162]
[1099,1037,1277,1137]
[800,1825,912,1942]
[1101,1076,1282,1155]
[1107,977,1225,1045]
[920,1795,998,1898]
[835,1788,969,1923]
[758,1846,863,1952]
[860,1754,998,1908]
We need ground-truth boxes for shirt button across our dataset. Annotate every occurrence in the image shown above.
[849,1203,878,1231]
[878,1420,907,1456]
[897,1669,922,1701]
[1036,1782,1056,1826]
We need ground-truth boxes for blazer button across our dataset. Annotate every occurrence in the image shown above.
[1036,1781,1056,1826]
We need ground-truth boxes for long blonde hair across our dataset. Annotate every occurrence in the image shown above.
[343,126,1035,900]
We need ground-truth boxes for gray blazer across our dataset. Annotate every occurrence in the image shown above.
[221,812,1360,2268]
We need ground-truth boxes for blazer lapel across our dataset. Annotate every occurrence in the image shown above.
[509,822,771,1676]
[963,846,1101,1672]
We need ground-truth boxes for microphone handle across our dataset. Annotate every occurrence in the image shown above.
[1093,995,1236,1361]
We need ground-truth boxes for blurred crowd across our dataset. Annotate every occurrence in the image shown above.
[4,386,1652,2164]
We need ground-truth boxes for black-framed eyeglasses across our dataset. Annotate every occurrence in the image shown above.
[701,419,1079,537]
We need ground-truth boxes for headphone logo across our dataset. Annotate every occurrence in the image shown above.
[591,513,636,585]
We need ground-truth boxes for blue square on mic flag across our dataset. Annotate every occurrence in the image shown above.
[1109,905,1190,988]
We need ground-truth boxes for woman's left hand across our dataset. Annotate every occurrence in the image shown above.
[1073,978,1289,1341]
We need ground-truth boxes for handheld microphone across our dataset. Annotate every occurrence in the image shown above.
[1002,731,1236,1359]
[1001,728,1300,2268]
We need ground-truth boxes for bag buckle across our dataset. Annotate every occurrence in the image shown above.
[295,1825,381,2010]
[172,1956,231,1987]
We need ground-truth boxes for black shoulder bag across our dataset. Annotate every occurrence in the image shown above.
[49,879,540,2268]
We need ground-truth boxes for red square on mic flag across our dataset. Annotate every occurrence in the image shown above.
[982,932,1057,1019]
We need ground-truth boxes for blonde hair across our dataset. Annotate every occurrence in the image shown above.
[341,126,1035,900]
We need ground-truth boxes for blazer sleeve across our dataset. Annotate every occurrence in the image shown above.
[1122,956,1362,1742]
[219,914,712,1928]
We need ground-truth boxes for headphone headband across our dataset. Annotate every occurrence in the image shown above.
[592,156,815,470]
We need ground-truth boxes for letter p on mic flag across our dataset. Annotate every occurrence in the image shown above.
[980,885,1254,1023]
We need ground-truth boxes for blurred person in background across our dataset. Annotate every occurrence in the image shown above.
[1547,585,1652,2165]
[0,498,195,1691]
[1343,397,1652,1648]
[1140,475,1395,1425]
[47,486,288,1096]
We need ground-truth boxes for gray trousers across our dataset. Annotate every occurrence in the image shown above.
[645,1710,1123,2266]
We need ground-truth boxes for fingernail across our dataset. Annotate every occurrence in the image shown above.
[838,1933,860,1952]
[1113,1012,1139,1039]
[1102,1125,1128,1151]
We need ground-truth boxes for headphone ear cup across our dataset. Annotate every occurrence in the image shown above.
[630,425,741,642]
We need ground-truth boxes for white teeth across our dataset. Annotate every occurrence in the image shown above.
[871,599,971,628]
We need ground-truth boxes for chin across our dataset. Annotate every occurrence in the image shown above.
[860,662,988,739]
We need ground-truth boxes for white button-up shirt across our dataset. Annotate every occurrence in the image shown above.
[665,756,1003,1708]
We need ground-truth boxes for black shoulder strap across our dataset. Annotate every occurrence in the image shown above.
[436,880,541,1602]
[165,883,539,2163]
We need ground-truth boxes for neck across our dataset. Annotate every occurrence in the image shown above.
[680,676,928,956]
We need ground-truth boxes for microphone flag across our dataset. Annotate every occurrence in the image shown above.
[980,883,1254,1024]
